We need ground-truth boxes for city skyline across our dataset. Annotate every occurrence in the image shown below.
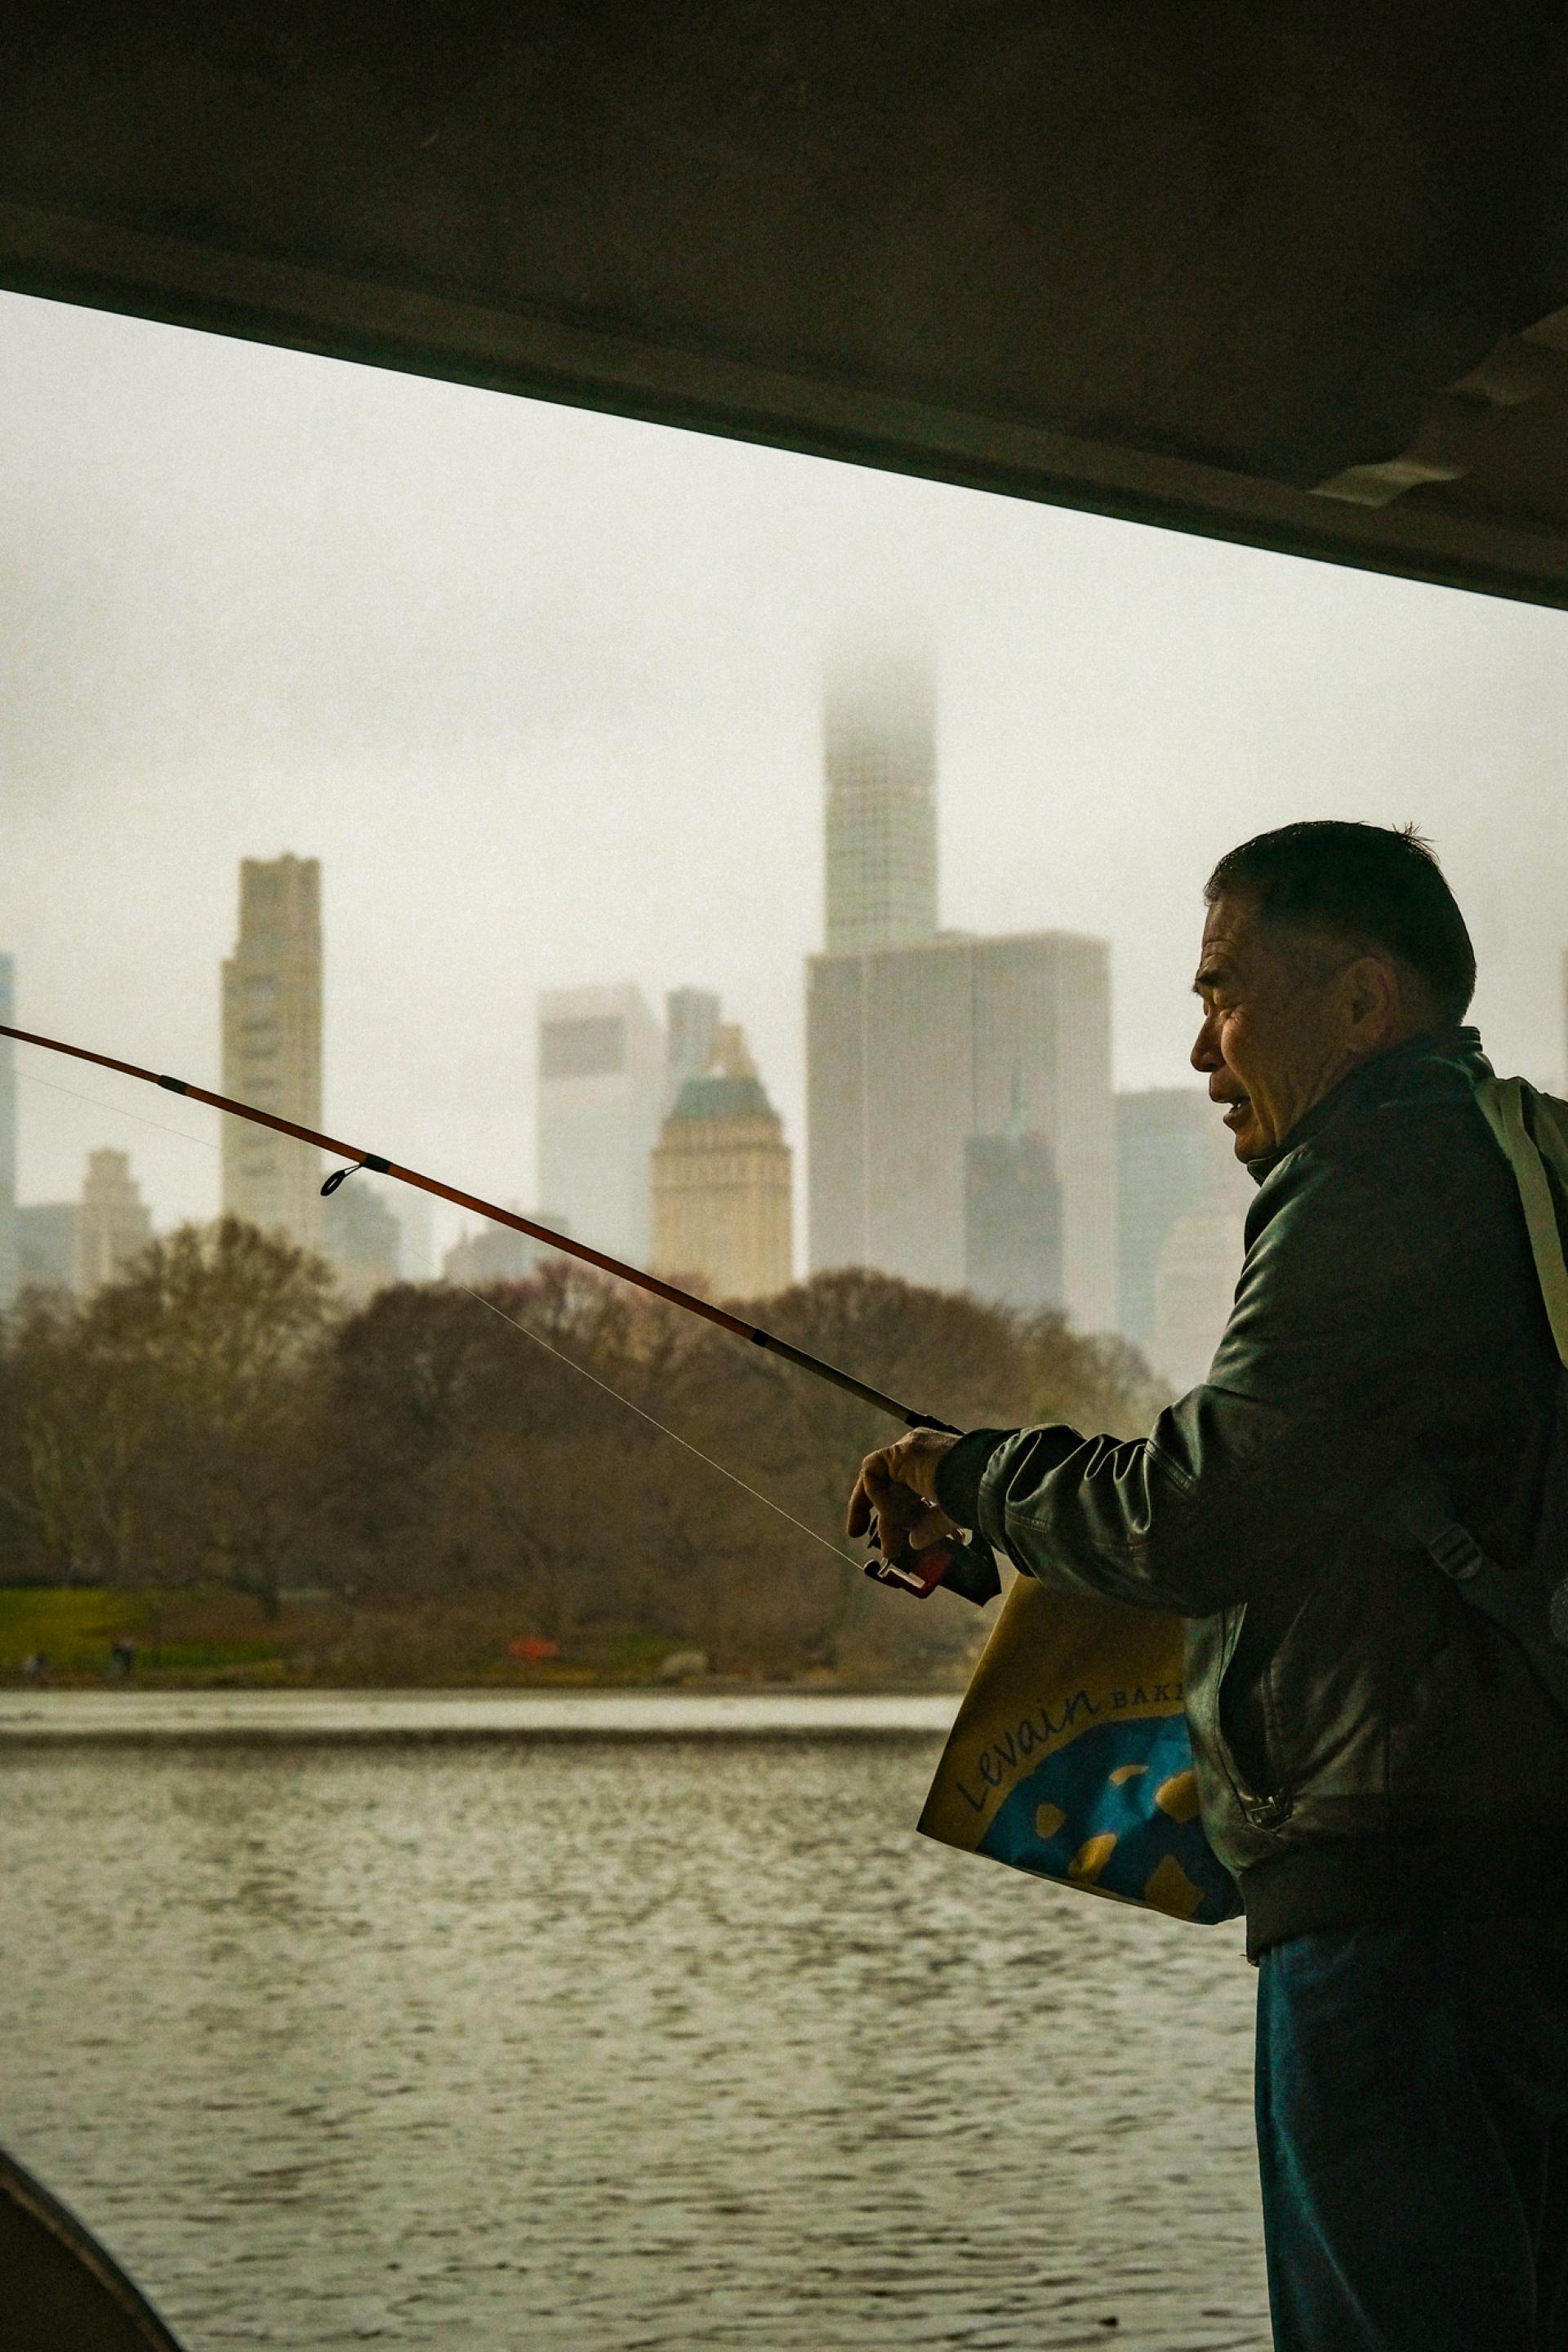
[6,292,1567,1271]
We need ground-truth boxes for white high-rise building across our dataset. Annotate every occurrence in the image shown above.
[74,1148,152,1296]
[807,930,1116,1332]
[0,954,16,1310]
[823,653,938,957]
[220,856,323,1254]
[537,984,665,1266]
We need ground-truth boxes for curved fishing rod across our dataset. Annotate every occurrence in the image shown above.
[0,1021,998,1604]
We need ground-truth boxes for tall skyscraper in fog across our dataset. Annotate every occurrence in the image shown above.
[537,984,664,1265]
[0,955,16,1309]
[808,931,1116,1332]
[823,653,938,956]
[220,856,323,1254]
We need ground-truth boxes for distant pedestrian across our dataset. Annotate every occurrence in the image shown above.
[109,1638,136,1677]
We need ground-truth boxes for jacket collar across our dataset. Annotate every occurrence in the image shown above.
[1243,1025,1490,1185]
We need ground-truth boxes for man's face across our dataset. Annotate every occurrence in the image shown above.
[1191,893,1376,1161]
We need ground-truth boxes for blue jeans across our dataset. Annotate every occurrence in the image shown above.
[1256,1918,1568,2350]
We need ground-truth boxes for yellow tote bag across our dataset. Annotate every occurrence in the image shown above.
[920,1576,1241,1923]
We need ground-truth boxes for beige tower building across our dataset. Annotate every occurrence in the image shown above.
[652,1027,793,1299]
[220,855,323,1253]
[74,1148,152,1296]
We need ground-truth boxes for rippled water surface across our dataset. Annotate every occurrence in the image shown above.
[0,1713,1267,2349]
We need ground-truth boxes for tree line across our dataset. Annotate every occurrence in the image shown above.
[0,1219,1163,1679]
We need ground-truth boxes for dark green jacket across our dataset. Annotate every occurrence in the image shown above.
[937,1029,1568,1954]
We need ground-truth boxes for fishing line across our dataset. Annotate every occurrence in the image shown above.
[15,1065,221,1155]
[15,1057,855,1568]
[461,1286,863,1572]
[2,1019,993,1600]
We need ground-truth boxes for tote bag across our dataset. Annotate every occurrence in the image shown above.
[919,1574,1241,1923]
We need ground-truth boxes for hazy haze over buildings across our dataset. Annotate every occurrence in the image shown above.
[220,855,323,1254]
[537,983,665,1266]
[652,1022,793,1299]
[4,294,1567,1284]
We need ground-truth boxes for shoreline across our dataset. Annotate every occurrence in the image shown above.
[0,1687,962,1746]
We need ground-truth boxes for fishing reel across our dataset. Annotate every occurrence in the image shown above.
[864,1529,1001,1607]
[861,1413,1001,1608]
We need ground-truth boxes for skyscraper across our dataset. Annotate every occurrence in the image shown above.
[220,856,323,1254]
[823,653,938,956]
[1114,1088,1247,1360]
[651,1025,793,1299]
[807,930,1116,1331]
[0,955,16,1310]
[537,983,665,1266]
[74,1148,152,1296]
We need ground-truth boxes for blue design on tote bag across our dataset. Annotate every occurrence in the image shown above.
[979,1711,1238,1922]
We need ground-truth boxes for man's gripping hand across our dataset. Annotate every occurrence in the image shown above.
[845,1428,962,1562]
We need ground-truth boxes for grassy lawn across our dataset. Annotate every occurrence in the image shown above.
[0,1588,719,1686]
[0,1587,284,1679]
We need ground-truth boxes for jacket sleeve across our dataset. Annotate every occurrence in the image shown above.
[967,1137,1474,1618]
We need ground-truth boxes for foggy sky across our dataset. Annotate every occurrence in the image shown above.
[4,289,1566,1263]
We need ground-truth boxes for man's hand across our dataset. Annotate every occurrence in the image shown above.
[846,1428,962,1562]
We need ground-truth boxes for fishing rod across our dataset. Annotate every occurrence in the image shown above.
[0,1021,1000,1606]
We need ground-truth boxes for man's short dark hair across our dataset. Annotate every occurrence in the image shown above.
[1205,821,1476,1023]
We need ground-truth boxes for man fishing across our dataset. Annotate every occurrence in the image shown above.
[848,821,1568,2352]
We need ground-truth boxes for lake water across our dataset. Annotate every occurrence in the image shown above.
[0,1698,1268,2350]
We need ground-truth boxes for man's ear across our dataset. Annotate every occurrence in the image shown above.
[1340,954,1402,1053]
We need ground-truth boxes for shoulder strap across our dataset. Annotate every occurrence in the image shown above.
[1472,1076,1568,1366]
[1378,1071,1568,1714]
[1383,1450,1568,1714]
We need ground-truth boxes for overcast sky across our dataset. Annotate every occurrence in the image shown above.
[4,288,1566,1261]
